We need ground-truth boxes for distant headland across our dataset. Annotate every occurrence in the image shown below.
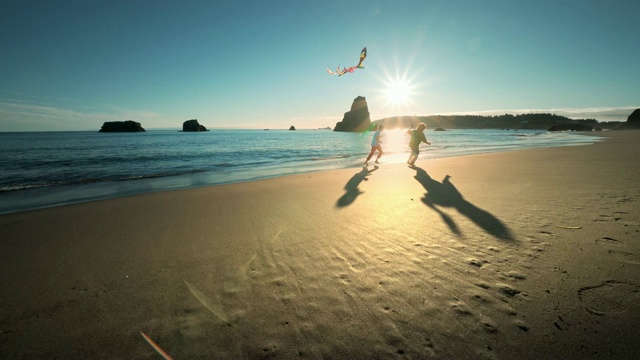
[332,97,638,133]
[372,110,639,132]
[373,109,640,131]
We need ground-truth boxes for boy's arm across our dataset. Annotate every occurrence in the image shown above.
[421,133,430,145]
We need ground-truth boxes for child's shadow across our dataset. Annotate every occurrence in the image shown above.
[336,166,378,208]
[412,166,514,241]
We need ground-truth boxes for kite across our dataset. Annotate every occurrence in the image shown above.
[326,47,367,76]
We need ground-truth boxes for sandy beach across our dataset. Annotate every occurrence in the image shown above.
[1,130,639,359]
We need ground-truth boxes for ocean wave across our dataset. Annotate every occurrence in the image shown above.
[0,169,215,193]
[514,132,543,138]
[309,154,353,161]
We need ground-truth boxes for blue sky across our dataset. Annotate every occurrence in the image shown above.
[1,0,638,131]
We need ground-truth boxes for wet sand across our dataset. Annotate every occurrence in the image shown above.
[1,130,639,359]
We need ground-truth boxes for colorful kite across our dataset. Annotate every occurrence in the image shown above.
[326,47,367,76]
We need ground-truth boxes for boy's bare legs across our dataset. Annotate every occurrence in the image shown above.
[375,148,383,164]
[365,147,377,166]
[408,151,417,166]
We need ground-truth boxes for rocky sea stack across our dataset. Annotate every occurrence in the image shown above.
[99,121,145,132]
[182,119,209,132]
[625,108,640,129]
[333,96,371,132]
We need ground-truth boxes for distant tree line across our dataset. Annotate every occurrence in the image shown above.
[373,113,624,130]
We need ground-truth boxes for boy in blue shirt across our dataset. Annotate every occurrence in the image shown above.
[364,125,384,167]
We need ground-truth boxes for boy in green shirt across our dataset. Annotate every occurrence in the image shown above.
[407,123,431,166]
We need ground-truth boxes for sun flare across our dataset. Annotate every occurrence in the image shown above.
[385,80,411,106]
[373,57,427,115]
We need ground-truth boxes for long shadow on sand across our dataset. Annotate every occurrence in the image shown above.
[336,166,378,208]
[412,166,515,241]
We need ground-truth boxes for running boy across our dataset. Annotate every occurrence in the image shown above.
[407,123,430,166]
[364,125,384,167]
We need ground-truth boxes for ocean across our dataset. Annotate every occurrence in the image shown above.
[0,129,603,214]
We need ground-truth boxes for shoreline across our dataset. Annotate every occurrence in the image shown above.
[1,130,638,358]
[0,130,605,215]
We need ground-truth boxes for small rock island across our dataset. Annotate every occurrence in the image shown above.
[182,119,209,132]
[99,121,145,132]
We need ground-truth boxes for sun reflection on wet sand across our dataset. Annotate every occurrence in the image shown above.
[377,128,413,164]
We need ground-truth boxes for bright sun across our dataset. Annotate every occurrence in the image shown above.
[385,80,411,106]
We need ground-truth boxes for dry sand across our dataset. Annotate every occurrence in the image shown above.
[1,130,639,359]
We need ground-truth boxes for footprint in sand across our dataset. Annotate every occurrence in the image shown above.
[595,237,640,265]
[578,281,640,316]
[594,211,639,226]
[594,215,615,223]
[467,258,485,268]
[497,284,522,298]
